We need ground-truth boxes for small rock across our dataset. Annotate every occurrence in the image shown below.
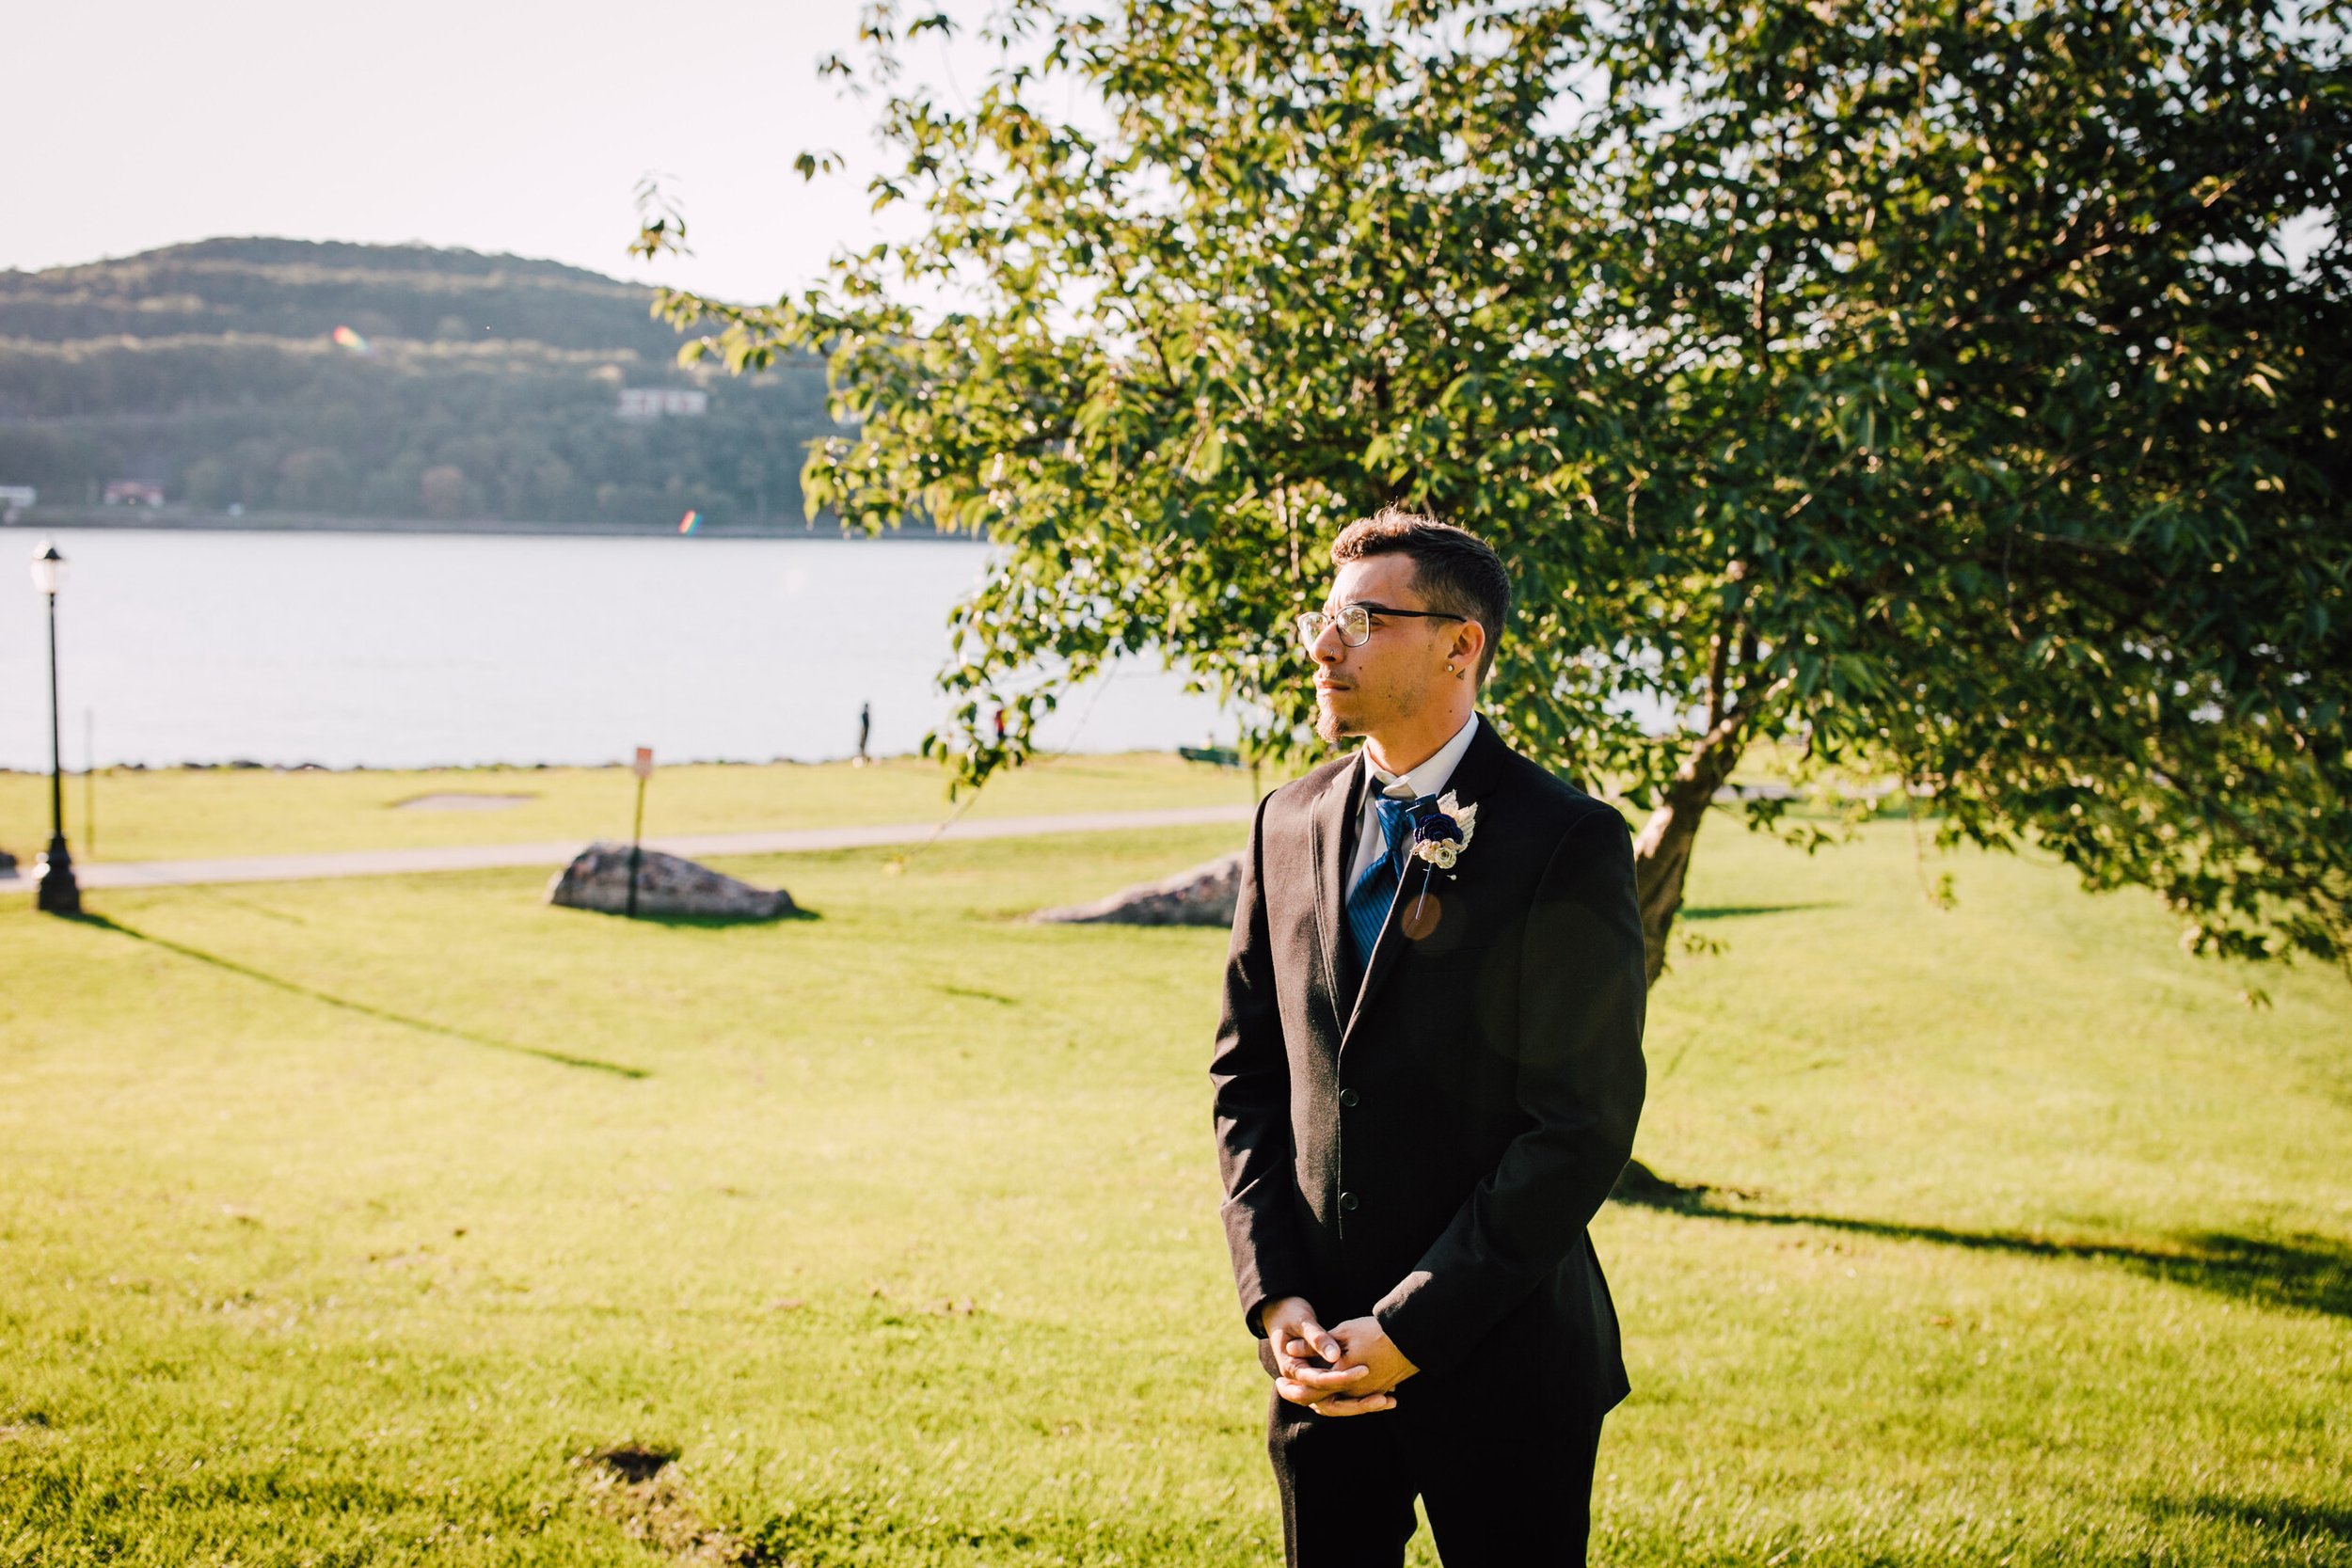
[1032,851,1243,927]
[546,842,799,920]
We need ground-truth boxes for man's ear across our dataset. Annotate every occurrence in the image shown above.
[1449,620,1486,677]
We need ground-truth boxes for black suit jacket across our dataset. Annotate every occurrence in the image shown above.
[1211,717,1648,1421]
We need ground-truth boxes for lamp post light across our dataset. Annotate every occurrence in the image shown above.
[29,541,80,914]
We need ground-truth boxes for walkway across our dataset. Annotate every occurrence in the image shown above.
[40,803,1258,891]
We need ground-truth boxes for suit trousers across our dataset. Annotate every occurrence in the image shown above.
[1267,1386,1606,1567]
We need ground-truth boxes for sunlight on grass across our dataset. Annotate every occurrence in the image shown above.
[2,815,2346,1564]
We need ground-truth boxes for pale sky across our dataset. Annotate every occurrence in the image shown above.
[5,0,947,304]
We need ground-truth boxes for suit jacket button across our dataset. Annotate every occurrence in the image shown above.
[1338,1192,1359,1212]
[1339,1088,1359,1108]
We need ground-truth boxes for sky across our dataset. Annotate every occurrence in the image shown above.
[4,0,953,303]
[14,3,2333,302]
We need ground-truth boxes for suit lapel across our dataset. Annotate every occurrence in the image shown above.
[1340,717,1510,1053]
[1308,753,1364,1044]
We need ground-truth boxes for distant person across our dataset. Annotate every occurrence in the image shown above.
[1211,508,1647,1566]
[992,706,1007,744]
[856,702,872,767]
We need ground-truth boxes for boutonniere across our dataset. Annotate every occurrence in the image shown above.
[1399,791,1477,941]
[1408,790,1478,872]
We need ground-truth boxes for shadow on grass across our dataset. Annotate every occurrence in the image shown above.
[1679,902,1831,922]
[1612,1163,2352,1319]
[936,983,1019,1006]
[626,906,821,929]
[71,913,650,1080]
[174,882,311,926]
[2148,1493,2352,1546]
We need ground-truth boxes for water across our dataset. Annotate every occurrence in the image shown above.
[0,529,1243,770]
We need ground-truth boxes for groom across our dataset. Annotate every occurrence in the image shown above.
[1211,509,1648,1566]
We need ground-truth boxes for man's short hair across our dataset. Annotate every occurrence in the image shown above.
[1330,507,1510,685]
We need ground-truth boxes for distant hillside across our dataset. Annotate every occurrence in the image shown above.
[0,238,838,531]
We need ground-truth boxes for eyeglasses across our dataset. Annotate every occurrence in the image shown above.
[1295,601,1468,649]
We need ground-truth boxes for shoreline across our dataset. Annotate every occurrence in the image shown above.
[0,757,895,776]
[0,749,1227,778]
[0,509,976,541]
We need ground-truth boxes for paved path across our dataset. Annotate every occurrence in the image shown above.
[38,803,1258,891]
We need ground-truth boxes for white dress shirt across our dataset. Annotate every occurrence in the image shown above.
[1346,710,1481,890]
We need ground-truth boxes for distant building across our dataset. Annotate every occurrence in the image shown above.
[103,480,166,507]
[0,484,33,524]
[616,387,709,420]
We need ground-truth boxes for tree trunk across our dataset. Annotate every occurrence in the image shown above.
[1630,723,1748,987]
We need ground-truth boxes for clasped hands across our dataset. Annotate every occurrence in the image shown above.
[1260,1295,1419,1417]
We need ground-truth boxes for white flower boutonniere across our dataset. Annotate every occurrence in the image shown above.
[1399,790,1478,942]
[1408,789,1478,872]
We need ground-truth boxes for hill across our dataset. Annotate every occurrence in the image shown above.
[0,238,837,531]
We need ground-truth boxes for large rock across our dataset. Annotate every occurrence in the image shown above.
[546,841,799,919]
[1032,851,1244,927]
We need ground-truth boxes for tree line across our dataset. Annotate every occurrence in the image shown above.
[0,238,837,529]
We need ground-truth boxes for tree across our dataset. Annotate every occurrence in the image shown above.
[419,464,471,519]
[647,0,2352,980]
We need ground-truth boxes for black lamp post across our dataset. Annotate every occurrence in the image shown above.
[29,541,80,914]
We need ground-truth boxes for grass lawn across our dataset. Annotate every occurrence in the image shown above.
[0,752,1279,866]
[2,808,2347,1565]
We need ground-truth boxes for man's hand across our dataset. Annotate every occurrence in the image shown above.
[1326,1316,1419,1397]
[1261,1296,1395,1416]
[1262,1297,1401,1417]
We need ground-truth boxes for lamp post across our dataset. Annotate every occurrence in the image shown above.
[29,541,80,914]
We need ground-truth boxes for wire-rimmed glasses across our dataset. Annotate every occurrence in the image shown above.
[1295,601,1468,650]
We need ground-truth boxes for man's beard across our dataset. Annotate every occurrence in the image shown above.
[1313,703,1356,746]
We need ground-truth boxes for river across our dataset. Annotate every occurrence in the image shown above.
[0,529,1243,770]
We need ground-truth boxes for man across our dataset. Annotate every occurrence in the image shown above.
[1211,508,1648,1566]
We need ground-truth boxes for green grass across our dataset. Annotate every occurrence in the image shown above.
[0,752,1279,865]
[2,811,2347,1565]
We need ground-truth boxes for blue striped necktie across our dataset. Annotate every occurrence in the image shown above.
[1343,791,1419,987]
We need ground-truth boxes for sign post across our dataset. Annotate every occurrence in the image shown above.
[628,746,653,919]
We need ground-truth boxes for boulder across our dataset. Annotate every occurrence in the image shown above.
[546,841,798,920]
[1032,851,1244,927]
